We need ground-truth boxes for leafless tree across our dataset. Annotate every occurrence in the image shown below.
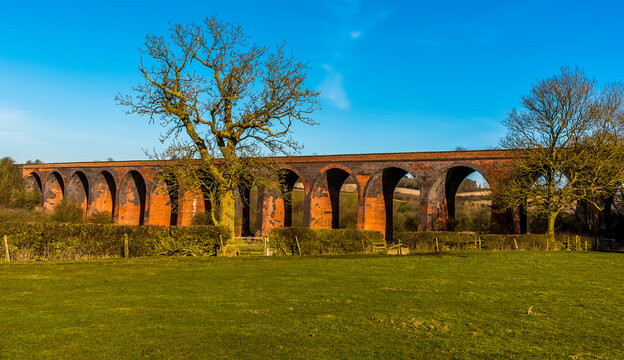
[496,67,624,241]
[117,17,320,235]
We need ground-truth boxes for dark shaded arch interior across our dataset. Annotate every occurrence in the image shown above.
[163,176,179,226]
[130,170,147,226]
[26,172,43,206]
[382,167,409,241]
[28,172,43,192]
[326,168,352,229]
[445,166,483,231]
[197,171,215,224]
[240,185,253,236]
[50,172,65,194]
[72,171,90,204]
[281,169,301,228]
[101,171,117,218]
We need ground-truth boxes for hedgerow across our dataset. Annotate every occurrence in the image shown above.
[0,223,229,260]
[395,231,595,251]
[268,227,383,255]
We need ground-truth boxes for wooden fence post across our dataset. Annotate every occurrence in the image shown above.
[295,236,302,256]
[4,235,10,262]
[123,234,129,259]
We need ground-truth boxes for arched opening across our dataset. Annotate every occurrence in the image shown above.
[117,170,147,225]
[25,172,43,206]
[147,174,179,226]
[363,167,411,241]
[184,170,215,226]
[66,171,89,218]
[393,173,421,233]
[452,171,491,232]
[310,168,358,229]
[280,169,305,228]
[165,177,179,226]
[43,172,64,211]
[89,171,116,220]
[338,175,358,228]
[239,184,261,237]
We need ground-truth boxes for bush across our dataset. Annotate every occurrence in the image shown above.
[191,212,215,225]
[268,227,383,255]
[51,200,84,223]
[88,211,114,224]
[395,231,595,251]
[0,206,49,223]
[0,223,230,261]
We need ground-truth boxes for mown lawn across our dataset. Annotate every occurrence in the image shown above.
[1,252,623,359]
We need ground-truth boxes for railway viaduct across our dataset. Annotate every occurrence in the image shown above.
[21,149,523,241]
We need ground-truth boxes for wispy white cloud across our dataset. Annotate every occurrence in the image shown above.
[324,0,391,41]
[318,64,351,110]
[315,2,391,111]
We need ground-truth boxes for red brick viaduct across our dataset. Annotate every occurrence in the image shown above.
[22,149,524,241]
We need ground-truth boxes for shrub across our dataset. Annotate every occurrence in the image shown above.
[191,212,215,225]
[0,223,230,261]
[51,200,84,223]
[88,211,114,224]
[0,206,49,223]
[268,227,383,255]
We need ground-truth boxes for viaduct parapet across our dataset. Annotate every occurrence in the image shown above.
[22,150,523,240]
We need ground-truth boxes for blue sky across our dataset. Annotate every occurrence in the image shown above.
[1,0,624,163]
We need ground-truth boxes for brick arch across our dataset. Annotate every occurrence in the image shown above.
[25,172,43,206]
[309,166,361,229]
[43,172,64,211]
[117,170,147,225]
[428,163,491,232]
[89,171,116,220]
[280,165,310,193]
[279,167,309,228]
[362,166,415,241]
[319,163,356,176]
[362,165,421,197]
[430,161,491,187]
[66,171,90,218]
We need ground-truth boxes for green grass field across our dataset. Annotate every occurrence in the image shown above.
[1,252,623,359]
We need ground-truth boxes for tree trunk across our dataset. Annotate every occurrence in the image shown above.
[546,211,557,249]
[218,188,236,238]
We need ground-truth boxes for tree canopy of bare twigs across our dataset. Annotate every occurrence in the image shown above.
[117,17,320,234]
[495,67,624,240]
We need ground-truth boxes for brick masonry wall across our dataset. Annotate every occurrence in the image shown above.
[22,150,520,238]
